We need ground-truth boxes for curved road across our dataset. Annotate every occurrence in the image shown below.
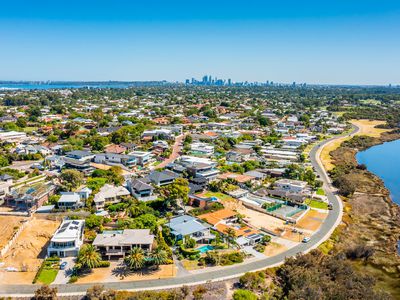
[0,125,359,297]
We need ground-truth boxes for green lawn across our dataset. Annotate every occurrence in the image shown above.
[305,199,328,210]
[316,188,325,196]
[201,191,235,202]
[23,126,39,133]
[37,268,58,284]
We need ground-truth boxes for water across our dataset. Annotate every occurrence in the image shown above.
[196,245,214,253]
[356,139,400,205]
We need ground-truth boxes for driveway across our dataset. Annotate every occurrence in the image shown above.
[52,257,75,284]
[155,134,185,169]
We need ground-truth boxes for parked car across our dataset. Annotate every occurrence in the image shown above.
[60,262,68,270]
[302,237,311,243]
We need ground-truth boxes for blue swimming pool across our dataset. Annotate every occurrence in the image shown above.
[197,245,214,253]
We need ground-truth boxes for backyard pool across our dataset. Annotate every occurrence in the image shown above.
[197,245,214,253]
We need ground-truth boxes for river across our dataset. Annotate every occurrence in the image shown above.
[356,139,400,205]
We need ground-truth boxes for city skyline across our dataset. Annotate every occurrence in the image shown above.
[0,1,399,85]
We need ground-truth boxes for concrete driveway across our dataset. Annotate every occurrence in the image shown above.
[52,257,75,284]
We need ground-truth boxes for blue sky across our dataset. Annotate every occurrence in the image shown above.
[0,0,399,84]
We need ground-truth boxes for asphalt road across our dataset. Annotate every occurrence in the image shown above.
[0,126,359,296]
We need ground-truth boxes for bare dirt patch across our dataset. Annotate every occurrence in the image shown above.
[1,217,60,272]
[297,210,327,232]
[77,262,177,283]
[263,242,287,257]
[0,215,27,249]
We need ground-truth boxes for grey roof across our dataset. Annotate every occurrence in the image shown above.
[130,179,154,192]
[0,174,13,181]
[66,150,93,158]
[167,215,211,236]
[93,229,154,246]
[148,170,178,183]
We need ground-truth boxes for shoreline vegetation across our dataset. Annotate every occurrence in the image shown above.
[320,119,400,298]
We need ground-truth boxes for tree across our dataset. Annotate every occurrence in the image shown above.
[224,227,236,248]
[77,244,101,269]
[0,155,9,167]
[160,178,190,208]
[257,115,272,127]
[16,117,27,128]
[261,235,271,245]
[34,285,58,300]
[60,169,84,191]
[233,289,258,300]
[85,214,104,230]
[125,247,145,270]
[150,247,169,268]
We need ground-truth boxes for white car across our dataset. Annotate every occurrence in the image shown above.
[302,237,311,243]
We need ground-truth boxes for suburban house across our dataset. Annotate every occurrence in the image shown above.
[197,209,261,244]
[166,215,215,243]
[93,184,130,209]
[104,144,127,154]
[47,219,85,257]
[5,182,56,212]
[0,130,27,143]
[129,151,152,166]
[178,156,220,181]
[0,174,13,204]
[274,179,308,193]
[63,150,95,174]
[190,142,215,156]
[126,178,156,201]
[94,153,137,168]
[93,229,154,260]
[147,170,178,187]
[57,192,83,210]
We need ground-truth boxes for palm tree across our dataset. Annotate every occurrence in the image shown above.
[77,244,101,269]
[150,248,168,268]
[224,228,236,248]
[124,247,145,270]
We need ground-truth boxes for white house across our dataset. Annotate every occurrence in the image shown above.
[190,142,215,156]
[0,131,27,143]
[47,219,85,257]
[274,179,308,193]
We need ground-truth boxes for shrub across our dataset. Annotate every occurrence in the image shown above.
[254,244,265,253]
[179,245,200,258]
[96,261,111,268]
[233,289,258,300]
[69,275,78,283]
[239,271,266,291]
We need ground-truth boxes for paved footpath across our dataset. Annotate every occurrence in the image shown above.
[0,126,359,297]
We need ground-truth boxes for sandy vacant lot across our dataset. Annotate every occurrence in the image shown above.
[1,217,60,272]
[320,119,390,171]
[263,242,287,257]
[237,206,286,235]
[0,215,28,249]
[297,210,327,232]
[77,262,176,283]
[351,119,391,138]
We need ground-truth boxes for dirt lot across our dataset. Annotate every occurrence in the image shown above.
[263,242,288,257]
[236,206,286,235]
[296,210,327,231]
[77,262,177,283]
[351,119,391,138]
[320,119,390,171]
[1,217,60,273]
[0,215,28,249]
